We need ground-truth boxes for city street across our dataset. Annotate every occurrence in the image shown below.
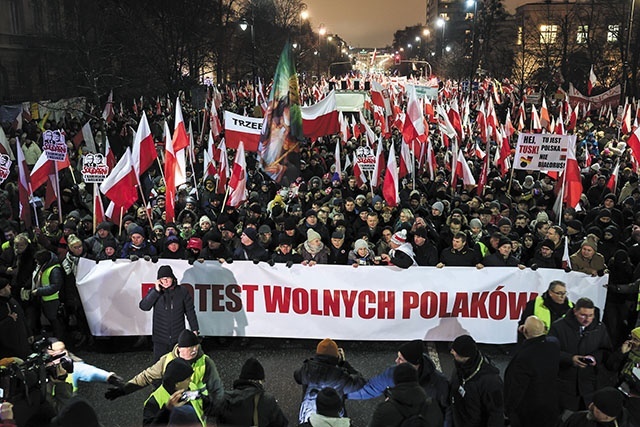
[69,337,515,427]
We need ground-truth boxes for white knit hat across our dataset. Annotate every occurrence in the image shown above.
[391,229,407,246]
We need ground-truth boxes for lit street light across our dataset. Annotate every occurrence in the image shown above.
[240,18,256,91]
[436,17,446,57]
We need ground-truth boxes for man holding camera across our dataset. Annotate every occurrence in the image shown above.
[549,297,613,414]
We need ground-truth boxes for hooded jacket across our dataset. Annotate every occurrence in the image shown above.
[368,381,443,427]
[216,379,288,427]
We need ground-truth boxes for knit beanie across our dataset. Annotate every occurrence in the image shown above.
[393,362,419,385]
[592,387,623,418]
[451,335,478,358]
[431,201,444,213]
[316,338,340,357]
[582,233,598,251]
[306,228,322,242]
[469,218,483,229]
[632,327,640,341]
[67,234,82,246]
[398,340,423,365]
[157,265,176,280]
[97,221,113,232]
[243,227,258,243]
[354,239,368,251]
[177,330,200,347]
[186,237,203,251]
[239,357,265,380]
[498,236,512,248]
[50,397,100,427]
[315,387,342,417]
[129,225,145,237]
[540,239,555,250]
[162,358,193,392]
[390,229,408,246]
[0,277,9,290]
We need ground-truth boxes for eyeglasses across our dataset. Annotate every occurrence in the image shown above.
[550,290,568,297]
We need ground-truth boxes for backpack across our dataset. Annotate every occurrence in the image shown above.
[391,398,429,427]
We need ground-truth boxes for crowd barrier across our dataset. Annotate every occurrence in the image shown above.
[76,259,607,344]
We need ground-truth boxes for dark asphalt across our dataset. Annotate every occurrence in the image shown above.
[59,337,515,427]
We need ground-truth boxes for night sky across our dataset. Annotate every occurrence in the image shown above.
[304,0,526,48]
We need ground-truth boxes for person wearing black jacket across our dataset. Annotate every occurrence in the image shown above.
[412,227,438,266]
[327,231,349,265]
[368,363,443,427]
[449,335,504,427]
[482,237,525,268]
[437,233,483,268]
[504,315,560,427]
[0,277,30,359]
[518,280,573,341]
[548,297,613,413]
[216,357,288,427]
[232,228,269,262]
[271,235,303,265]
[199,230,232,262]
[139,265,199,361]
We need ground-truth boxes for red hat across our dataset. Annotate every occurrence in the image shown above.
[186,237,203,251]
[391,229,407,246]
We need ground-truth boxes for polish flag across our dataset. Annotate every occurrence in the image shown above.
[172,99,189,187]
[223,110,262,151]
[30,151,71,191]
[333,141,342,182]
[132,111,157,176]
[104,135,116,171]
[627,125,640,165]
[504,109,515,140]
[16,138,32,227]
[373,105,390,137]
[622,102,632,135]
[382,142,399,207]
[566,104,578,132]
[210,99,222,138]
[447,98,464,142]
[555,111,566,135]
[562,237,572,270]
[204,131,217,177]
[402,85,426,144]
[94,190,105,225]
[370,81,392,117]
[227,141,247,207]
[399,140,413,178]
[301,90,340,140]
[339,111,350,144]
[530,104,542,132]
[560,136,582,210]
[606,161,620,193]
[588,65,598,96]
[0,126,15,160]
[100,148,138,217]
[102,90,114,124]
[455,150,476,186]
[216,139,229,194]
[540,98,551,131]
[353,152,367,187]
[164,120,178,222]
[371,137,385,188]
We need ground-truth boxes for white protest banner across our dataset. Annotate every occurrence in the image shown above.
[223,110,262,152]
[355,146,376,171]
[81,153,109,183]
[76,259,607,344]
[0,154,12,184]
[514,133,569,172]
[42,130,67,162]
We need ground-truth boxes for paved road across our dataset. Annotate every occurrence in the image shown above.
[51,337,515,427]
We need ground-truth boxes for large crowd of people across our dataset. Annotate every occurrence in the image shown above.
[0,77,640,426]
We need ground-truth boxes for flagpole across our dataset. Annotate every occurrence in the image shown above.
[220,187,230,216]
[368,170,374,200]
[558,167,567,226]
[506,162,516,193]
[54,162,63,223]
[134,172,156,231]
[118,207,124,237]
[156,151,166,183]
[411,143,416,189]
[28,184,40,229]
[93,183,98,234]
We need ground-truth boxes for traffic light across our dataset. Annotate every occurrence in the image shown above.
[394,54,401,65]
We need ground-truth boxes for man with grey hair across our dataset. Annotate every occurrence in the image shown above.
[504,316,560,426]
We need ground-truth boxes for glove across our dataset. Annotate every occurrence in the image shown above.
[151,256,159,263]
[529,263,538,271]
[105,387,126,400]
[21,289,31,301]
[226,258,234,264]
[597,269,605,277]
[107,374,126,389]
[286,260,294,268]
[129,255,139,262]
[252,258,260,265]
[268,259,276,267]
[143,255,151,261]
[564,266,572,273]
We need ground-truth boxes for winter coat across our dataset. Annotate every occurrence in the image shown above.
[439,246,481,267]
[503,335,560,427]
[347,354,450,419]
[368,381,443,427]
[561,408,631,427]
[299,245,330,264]
[299,413,350,427]
[294,354,366,423]
[450,353,504,427]
[271,249,303,264]
[32,253,64,299]
[0,295,30,359]
[482,252,520,267]
[548,308,613,411]
[233,242,270,262]
[139,281,199,346]
[413,241,439,266]
[216,379,288,427]
[121,240,158,258]
[569,251,606,275]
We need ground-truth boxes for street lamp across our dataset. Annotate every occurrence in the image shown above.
[240,18,256,94]
[317,24,326,77]
[467,0,478,94]
[436,17,446,57]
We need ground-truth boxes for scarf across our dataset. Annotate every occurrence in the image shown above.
[304,240,324,256]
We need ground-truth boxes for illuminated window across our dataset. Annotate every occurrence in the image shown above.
[607,24,619,42]
[517,26,523,45]
[577,25,588,44]
[540,24,557,44]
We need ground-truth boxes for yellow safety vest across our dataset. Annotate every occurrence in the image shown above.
[163,351,207,390]
[40,264,61,302]
[144,384,205,426]
[533,295,574,331]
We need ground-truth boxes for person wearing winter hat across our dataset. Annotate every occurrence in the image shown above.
[527,238,559,270]
[450,334,504,427]
[233,227,270,262]
[347,238,378,267]
[140,266,199,361]
[297,387,349,427]
[143,358,204,426]
[51,397,101,427]
[482,235,526,269]
[380,229,417,268]
[299,228,330,266]
[0,276,30,359]
[569,233,607,276]
[106,328,224,418]
[271,234,303,265]
[294,339,366,423]
[348,339,450,421]
[561,387,627,426]
[368,363,444,427]
[120,222,157,260]
[216,358,288,427]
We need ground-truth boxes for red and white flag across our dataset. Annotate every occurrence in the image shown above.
[16,138,32,227]
[530,104,542,132]
[370,81,392,117]
[132,111,157,176]
[628,125,640,165]
[606,161,620,193]
[164,120,178,222]
[172,99,189,187]
[333,140,342,181]
[402,85,426,144]
[216,139,229,194]
[540,98,551,131]
[561,136,583,210]
[588,65,598,96]
[353,152,367,187]
[204,131,217,178]
[382,142,400,207]
[399,140,413,178]
[223,110,262,151]
[102,90,114,124]
[455,150,476,186]
[622,101,633,135]
[30,151,70,191]
[301,90,340,140]
[371,137,385,188]
[226,141,247,207]
[339,111,350,144]
[100,148,138,218]
[104,135,116,171]
[562,237,572,270]
[94,190,105,225]
[0,126,15,160]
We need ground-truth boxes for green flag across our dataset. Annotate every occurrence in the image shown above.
[258,42,304,184]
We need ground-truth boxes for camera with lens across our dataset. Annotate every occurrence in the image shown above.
[357,259,367,266]
[373,256,382,262]
[179,388,205,402]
